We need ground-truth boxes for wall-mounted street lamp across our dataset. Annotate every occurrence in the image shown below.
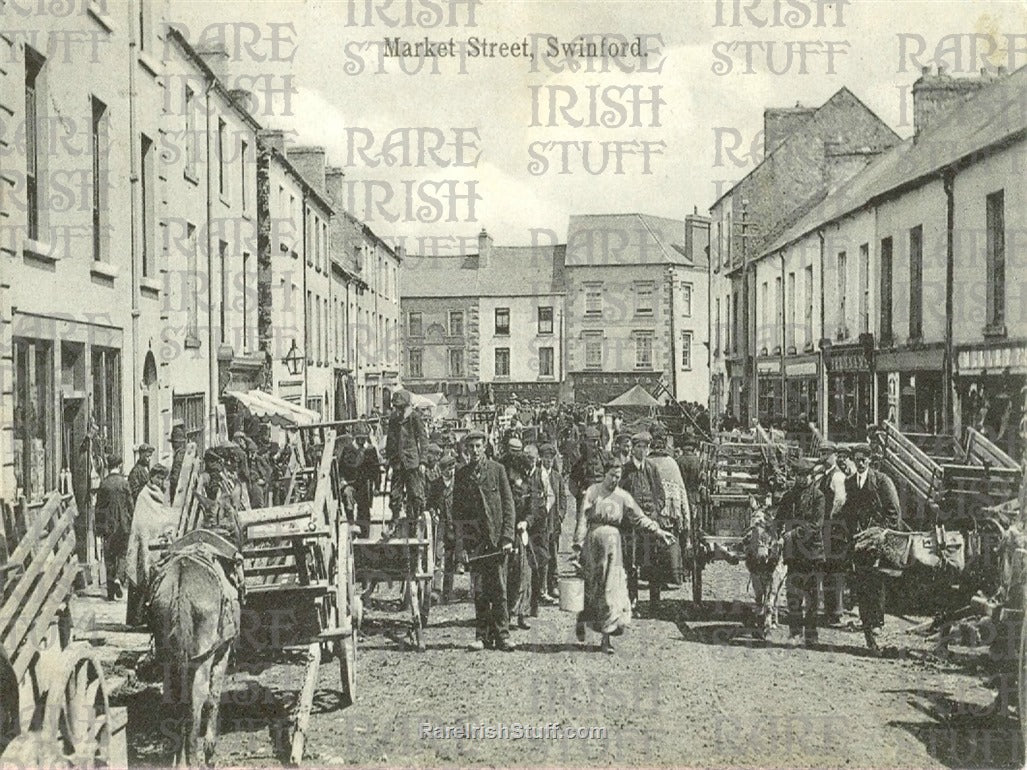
[283,339,305,376]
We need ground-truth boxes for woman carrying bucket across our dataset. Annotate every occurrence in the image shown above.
[569,455,676,654]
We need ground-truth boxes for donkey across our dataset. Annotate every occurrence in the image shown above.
[149,531,242,768]
[741,501,787,639]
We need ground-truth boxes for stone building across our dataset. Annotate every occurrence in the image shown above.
[709,88,900,425]
[564,213,709,405]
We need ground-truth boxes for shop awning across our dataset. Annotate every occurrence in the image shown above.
[225,390,321,427]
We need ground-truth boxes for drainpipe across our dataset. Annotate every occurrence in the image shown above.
[779,251,787,425]
[668,265,677,400]
[205,79,217,442]
[128,2,140,452]
[943,170,955,434]
[818,229,827,438]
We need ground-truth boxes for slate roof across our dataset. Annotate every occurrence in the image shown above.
[762,65,1027,256]
[565,213,705,268]
[400,244,566,298]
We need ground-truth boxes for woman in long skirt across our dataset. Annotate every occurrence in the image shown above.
[572,456,676,653]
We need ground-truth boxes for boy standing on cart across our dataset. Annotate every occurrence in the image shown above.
[385,389,428,520]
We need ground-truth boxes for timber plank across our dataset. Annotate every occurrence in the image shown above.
[1,532,76,654]
[9,557,78,680]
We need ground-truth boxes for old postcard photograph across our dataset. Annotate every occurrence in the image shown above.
[1,0,1026,767]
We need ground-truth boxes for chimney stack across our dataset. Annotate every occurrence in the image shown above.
[195,43,230,85]
[259,129,286,154]
[478,227,493,268]
[287,146,328,195]
[763,105,816,155]
[229,88,254,115]
[912,68,990,139]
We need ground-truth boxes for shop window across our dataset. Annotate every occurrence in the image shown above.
[758,377,783,425]
[173,393,205,452]
[91,347,122,459]
[13,339,54,500]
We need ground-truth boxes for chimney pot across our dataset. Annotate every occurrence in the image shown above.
[937,65,946,76]
[921,65,930,76]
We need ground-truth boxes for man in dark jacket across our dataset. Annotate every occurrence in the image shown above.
[617,432,666,609]
[570,426,605,510]
[343,423,381,532]
[385,389,428,519]
[94,454,133,600]
[841,443,902,649]
[427,451,458,602]
[528,443,566,612]
[453,430,516,651]
[128,443,154,504]
[169,423,187,505]
[780,457,826,645]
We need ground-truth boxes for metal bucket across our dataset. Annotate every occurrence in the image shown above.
[558,577,584,613]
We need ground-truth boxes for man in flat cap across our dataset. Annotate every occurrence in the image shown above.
[617,431,666,609]
[128,443,155,505]
[385,388,429,520]
[94,453,132,600]
[611,431,633,465]
[453,429,516,651]
[780,456,826,645]
[427,451,459,602]
[570,425,605,516]
[841,443,902,650]
[345,423,381,532]
[818,442,850,626]
[528,443,566,610]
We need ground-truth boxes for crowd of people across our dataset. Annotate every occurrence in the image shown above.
[365,388,709,653]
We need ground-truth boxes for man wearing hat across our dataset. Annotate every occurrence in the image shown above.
[818,442,849,625]
[570,425,605,514]
[779,456,826,645]
[611,432,633,465]
[169,422,187,505]
[528,443,566,610]
[617,431,666,608]
[385,388,429,519]
[343,423,381,531]
[126,462,173,626]
[128,443,155,504]
[427,451,459,602]
[453,429,516,651]
[841,443,902,650]
[94,454,132,600]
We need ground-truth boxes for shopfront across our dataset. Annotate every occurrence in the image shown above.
[956,342,1027,460]
[11,314,124,506]
[824,341,874,441]
[756,359,782,427]
[784,358,819,433]
[876,345,945,436]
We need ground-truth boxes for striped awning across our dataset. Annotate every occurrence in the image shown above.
[225,390,320,427]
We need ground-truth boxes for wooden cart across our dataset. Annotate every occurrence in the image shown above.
[0,492,124,767]
[691,436,800,604]
[172,430,357,766]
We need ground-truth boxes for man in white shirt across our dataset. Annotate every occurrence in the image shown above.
[819,442,850,626]
[529,444,566,611]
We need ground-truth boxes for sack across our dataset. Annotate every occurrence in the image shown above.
[910,526,965,571]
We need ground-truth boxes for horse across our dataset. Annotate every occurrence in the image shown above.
[741,503,787,639]
[148,530,242,768]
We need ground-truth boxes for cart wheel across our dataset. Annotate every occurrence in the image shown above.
[1018,583,1027,766]
[335,520,356,707]
[0,647,19,757]
[419,578,432,627]
[42,645,111,768]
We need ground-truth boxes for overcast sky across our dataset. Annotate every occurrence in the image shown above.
[170,0,1027,251]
